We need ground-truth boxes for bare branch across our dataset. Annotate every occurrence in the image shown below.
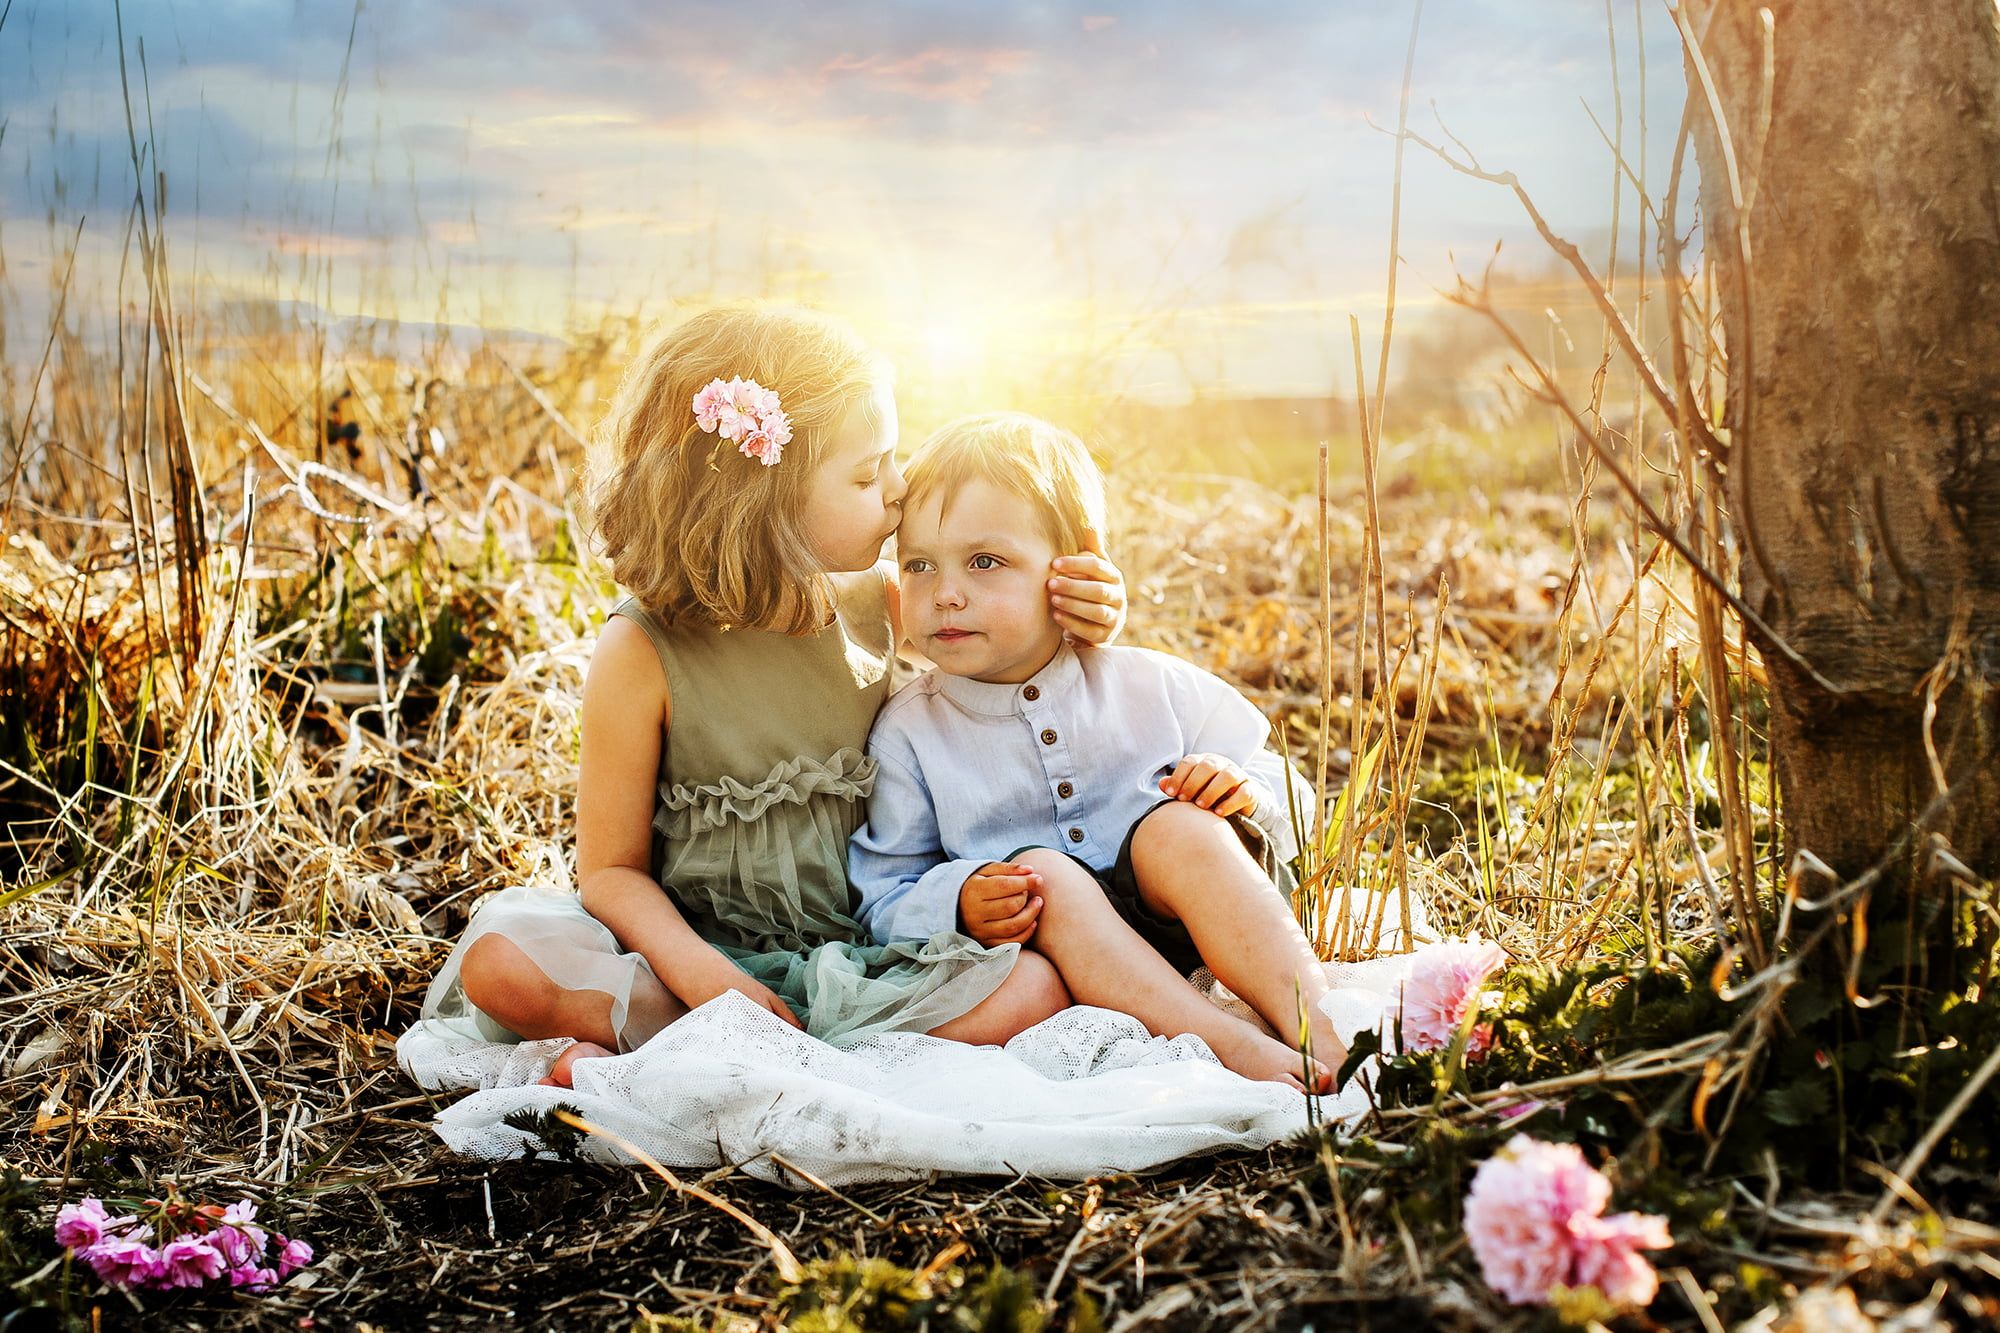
[1385,118,1730,467]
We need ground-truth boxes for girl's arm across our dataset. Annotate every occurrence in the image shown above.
[576,617,802,1026]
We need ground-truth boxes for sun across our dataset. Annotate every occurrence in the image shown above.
[921,318,984,380]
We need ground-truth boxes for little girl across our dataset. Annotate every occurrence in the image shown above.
[414,305,1126,1086]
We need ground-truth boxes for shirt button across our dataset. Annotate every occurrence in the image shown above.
[1057,781,1074,799]
[1040,728,1058,745]
[1068,827,1085,843]
[1023,685,1040,701]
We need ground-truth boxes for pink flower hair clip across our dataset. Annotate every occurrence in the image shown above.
[692,376,792,466]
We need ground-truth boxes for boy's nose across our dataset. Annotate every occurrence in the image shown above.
[934,578,966,610]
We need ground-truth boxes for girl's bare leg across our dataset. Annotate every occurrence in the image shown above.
[1016,849,1328,1091]
[1126,801,1347,1071]
[459,933,687,1083]
[926,949,1071,1045]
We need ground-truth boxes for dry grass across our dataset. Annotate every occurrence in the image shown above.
[0,285,1983,1329]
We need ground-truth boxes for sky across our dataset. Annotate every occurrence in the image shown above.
[0,0,1692,403]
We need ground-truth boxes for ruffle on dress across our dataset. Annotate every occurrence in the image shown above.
[655,747,877,840]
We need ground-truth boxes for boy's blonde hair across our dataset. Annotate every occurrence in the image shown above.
[589,304,890,633]
[903,412,1106,555]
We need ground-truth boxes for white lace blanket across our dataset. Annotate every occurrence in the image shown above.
[396,955,1419,1188]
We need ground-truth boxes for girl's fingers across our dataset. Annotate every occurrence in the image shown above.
[1178,761,1221,802]
[1048,578,1117,610]
[1194,768,1243,809]
[1161,757,1198,797]
[1049,553,1114,583]
[1050,590,1120,622]
[1214,788,1255,819]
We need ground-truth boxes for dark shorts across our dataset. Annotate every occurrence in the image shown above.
[1007,799,1285,978]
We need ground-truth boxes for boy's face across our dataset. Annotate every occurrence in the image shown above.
[898,478,1067,685]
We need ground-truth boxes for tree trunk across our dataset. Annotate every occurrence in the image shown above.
[1686,0,2000,879]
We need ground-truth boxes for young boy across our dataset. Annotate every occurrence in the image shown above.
[849,413,1344,1090]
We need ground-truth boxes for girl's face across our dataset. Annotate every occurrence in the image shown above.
[801,380,906,573]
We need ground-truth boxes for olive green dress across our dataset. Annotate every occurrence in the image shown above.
[607,570,1016,1042]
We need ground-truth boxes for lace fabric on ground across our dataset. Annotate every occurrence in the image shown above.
[399,893,1436,1186]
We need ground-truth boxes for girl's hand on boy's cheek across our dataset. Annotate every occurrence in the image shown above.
[1160,753,1257,818]
[960,862,1044,947]
[1049,526,1127,645]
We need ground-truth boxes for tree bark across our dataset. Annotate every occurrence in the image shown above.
[1685,0,2000,878]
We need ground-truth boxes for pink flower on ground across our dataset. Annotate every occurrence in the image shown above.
[232,1263,281,1290]
[1463,1134,1671,1309]
[274,1236,315,1278]
[81,1234,163,1289]
[1569,1210,1676,1308]
[156,1234,228,1289]
[213,1199,270,1268]
[54,1197,112,1251]
[1401,941,1505,1055]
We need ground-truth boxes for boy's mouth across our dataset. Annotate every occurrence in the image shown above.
[930,627,978,643]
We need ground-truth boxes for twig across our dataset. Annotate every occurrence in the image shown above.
[1868,1036,2000,1223]
[554,1109,806,1283]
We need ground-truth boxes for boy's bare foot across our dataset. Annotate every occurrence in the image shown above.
[1205,1022,1332,1092]
[538,1041,615,1087]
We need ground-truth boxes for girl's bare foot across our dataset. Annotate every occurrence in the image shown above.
[1205,1022,1332,1092]
[538,1041,615,1087]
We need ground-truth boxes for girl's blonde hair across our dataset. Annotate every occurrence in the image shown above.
[903,412,1107,555]
[589,305,890,633]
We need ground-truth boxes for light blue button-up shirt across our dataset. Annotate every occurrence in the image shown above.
[848,642,1305,945]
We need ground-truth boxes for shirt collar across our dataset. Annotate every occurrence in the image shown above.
[930,641,1085,717]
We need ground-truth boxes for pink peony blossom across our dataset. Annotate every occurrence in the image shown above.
[82,1234,163,1288]
[691,375,791,466]
[156,1235,229,1289]
[54,1197,112,1251]
[1463,1134,1671,1309]
[275,1235,315,1278]
[738,427,782,465]
[1401,941,1504,1055]
[692,378,734,433]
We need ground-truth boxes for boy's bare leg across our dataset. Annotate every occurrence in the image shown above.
[926,949,1071,1045]
[1016,849,1329,1090]
[1126,801,1348,1072]
[460,933,687,1081]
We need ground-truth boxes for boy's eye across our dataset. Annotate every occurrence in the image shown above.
[970,554,1002,571]
[902,558,933,574]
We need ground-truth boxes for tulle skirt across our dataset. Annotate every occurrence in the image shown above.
[415,886,1017,1053]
